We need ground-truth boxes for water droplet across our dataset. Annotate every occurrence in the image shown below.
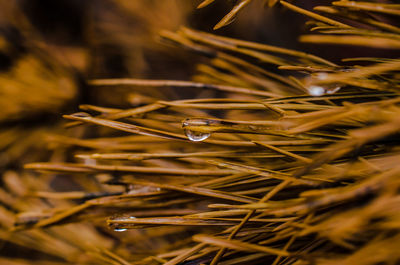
[127,185,161,194]
[307,86,326,97]
[315,73,328,80]
[305,72,342,96]
[182,118,213,142]
[326,86,341,94]
[114,228,127,232]
[70,112,91,118]
[184,129,210,142]
[129,216,136,219]
[83,158,96,166]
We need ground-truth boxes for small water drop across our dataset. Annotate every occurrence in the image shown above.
[114,228,127,232]
[307,85,326,97]
[83,158,96,166]
[315,73,328,80]
[182,118,213,142]
[305,72,342,96]
[326,86,341,94]
[70,112,91,118]
[127,185,160,194]
[184,129,210,142]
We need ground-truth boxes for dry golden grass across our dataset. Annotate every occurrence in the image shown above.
[1,1,400,264]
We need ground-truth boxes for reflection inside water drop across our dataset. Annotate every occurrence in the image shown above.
[114,228,127,232]
[184,129,210,142]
